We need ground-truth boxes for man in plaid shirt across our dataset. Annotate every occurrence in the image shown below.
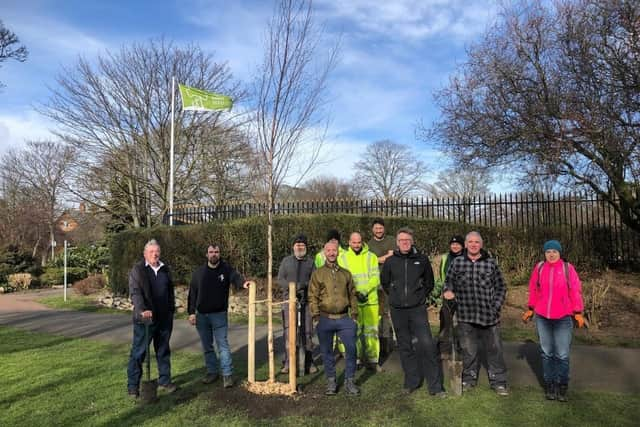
[443,231,509,396]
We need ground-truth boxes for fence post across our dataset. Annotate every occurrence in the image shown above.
[248,281,256,383]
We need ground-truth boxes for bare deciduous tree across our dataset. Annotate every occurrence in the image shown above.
[0,20,28,90]
[354,140,426,199]
[40,39,246,227]
[0,141,75,262]
[252,0,338,381]
[424,0,640,232]
[424,165,493,220]
[299,175,359,199]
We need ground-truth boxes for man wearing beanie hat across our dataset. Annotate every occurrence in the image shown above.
[277,233,317,375]
[522,239,585,402]
[435,235,465,358]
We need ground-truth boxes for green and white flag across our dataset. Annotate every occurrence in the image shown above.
[178,83,233,111]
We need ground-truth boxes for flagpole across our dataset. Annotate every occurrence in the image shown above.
[169,76,175,226]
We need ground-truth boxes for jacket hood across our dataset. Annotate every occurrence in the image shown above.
[393,246,419,258]
[346,243,370,256]
[462,248,490,261]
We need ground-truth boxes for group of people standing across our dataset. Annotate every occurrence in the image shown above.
[126,220,585,403]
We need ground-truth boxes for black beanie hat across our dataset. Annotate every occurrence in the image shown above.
[326,229,340,243]
[450,235,464,245]
[293,234,308,245]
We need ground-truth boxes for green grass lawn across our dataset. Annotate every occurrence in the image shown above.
[0,326,637,427]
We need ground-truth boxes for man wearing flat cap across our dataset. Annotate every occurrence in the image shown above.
[277,233,317,374]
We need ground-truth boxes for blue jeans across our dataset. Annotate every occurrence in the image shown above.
[196,311,233,376]
[316,316,357,379]
[536,315,573,385]
[127,318,173,391]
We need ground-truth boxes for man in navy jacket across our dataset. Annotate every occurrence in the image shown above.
[127,239,177,398]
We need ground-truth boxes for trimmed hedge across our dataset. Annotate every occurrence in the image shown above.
[109,214,603,295]
[40,267,89,287]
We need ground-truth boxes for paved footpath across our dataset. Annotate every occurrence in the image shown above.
[1,289,639,394]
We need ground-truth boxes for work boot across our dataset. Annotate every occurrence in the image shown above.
[158,383,178,394]
[344,378,360,396]
[325,377,337,396]
[557,384,568,402]
[223,375,234,389]
[544,382,556,400]
[202,373,219,384]
[367,362,383,373]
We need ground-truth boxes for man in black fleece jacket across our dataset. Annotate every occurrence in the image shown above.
[381,228,446,397]
[188,244,248,388]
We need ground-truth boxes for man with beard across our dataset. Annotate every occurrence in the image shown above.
[367,218,396,358]
[309,240,360,396]
[188,244,249,388]
[277,234,317,374]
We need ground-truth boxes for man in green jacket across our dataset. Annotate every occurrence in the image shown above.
[309,241,360,396]
[339,232,381,372]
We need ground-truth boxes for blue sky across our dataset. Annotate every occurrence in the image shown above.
[0,0,503,189]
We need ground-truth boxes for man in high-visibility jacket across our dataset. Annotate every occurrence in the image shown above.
[338,231,381,371]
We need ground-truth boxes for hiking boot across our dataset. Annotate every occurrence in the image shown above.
[557,384,568,402]
[325,377,337,396]
[493,384,509,396]
[462,382,476,393]
[402,385,419,395]
[430,390,448,399]
[223,375,234,388]
[308,364,318,374]
[344,378,360,396]
[158,383,178,394]
[544,382,556,400]
[127,389,139,399]
[367,362,384,373]
[202,373,219,384]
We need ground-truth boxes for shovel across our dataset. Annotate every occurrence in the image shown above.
[445,301,463,396]
[140,321,158,404]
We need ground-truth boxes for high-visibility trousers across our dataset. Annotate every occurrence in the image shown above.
[336,303,380,363]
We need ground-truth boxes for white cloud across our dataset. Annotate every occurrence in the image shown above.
[316,0,498,42]
[0,112,57,153]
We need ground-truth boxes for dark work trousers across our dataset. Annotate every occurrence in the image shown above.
[127,317,173,391]
[390,305,444,393]
[281,301,314,369]
[458,321,508,387]
[316,315,357,379]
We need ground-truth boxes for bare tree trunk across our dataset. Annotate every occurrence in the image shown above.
[127,177,141,228]
[267,171,275,382]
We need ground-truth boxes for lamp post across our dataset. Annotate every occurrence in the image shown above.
[63,221,68,302]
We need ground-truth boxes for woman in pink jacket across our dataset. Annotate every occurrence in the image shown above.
[522,240,585,402]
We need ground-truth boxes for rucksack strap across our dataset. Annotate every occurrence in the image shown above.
[536,260,570,290]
